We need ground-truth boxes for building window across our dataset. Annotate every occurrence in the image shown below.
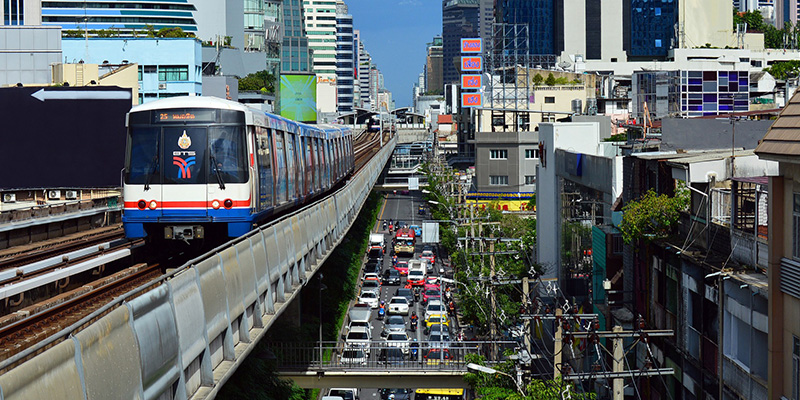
[794,336,800,400]
[489,149,508,160]
[544,96,555,104]
[524,175,535,185]
[138,66,142,81]
[158,65,189,81]
[490,175,508,186]
[525,149,539,159]
[794,193,800,259]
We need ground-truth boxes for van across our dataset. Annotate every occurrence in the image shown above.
[407,259,427,273]
[369,233,385,251]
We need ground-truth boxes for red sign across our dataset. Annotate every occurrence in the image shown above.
[461,56,482,71]
[462,93,482,108]
[461,38,482,53]
[461,74,482,89]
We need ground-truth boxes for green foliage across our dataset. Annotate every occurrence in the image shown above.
[62,30,84,38]
[603,132,627,142]
[545,73,556,86]
[734,9,768,32]
[764,60,800,80]
[733,8,799,49]
[619,187,689,244]
[157,27,194,38]
[533,73,544,86]
[465,355,595,399]
[554,76,569,85]
[239,70,277,93]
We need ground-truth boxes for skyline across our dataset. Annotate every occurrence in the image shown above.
[344,0,443,108]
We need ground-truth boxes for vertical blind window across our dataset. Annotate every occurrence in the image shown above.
[525,149,539,159]
[489,149,508,160]
[490,176,508,186]
[158,65,189,81]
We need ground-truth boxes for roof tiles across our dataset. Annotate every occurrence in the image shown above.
[755,91,800,159]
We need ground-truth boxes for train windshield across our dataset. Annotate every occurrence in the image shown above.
[126,126,247,185]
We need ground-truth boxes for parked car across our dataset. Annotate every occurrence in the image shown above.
[382,269,401,285]
[382,315,406,337]
[388,296,410,315]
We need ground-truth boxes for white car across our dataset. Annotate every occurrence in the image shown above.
[424,300,446,321]
[345,326,372,355]
[388,296,409,315]
[362,272,380,282]
[385,331,410,354]
[339,348,368,366]
[358,290,380,308]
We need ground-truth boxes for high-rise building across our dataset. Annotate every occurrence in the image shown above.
[40,0,197,34]
[303,0,337,76]
[495,0,556,55]
[442,0,483,86]
[335,2,354,113]
[281,0,310,72]
[426,36,443,94]
[630,0,677,58]
[358,44,371,109]
[353,29,361,108]
[2,0,40,25]
[775,0,798,26]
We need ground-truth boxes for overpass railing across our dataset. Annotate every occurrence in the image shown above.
[271,341,517,371]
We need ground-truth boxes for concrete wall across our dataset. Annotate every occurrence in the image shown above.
[474,131,539,193]
[0,138,396,400]
[193,0,245,48]
[202,75,239,101]
[0,26,61,86]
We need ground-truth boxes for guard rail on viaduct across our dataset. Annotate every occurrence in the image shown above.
[0,138,397,400]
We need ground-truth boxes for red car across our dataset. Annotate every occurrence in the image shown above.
[422,289,441,304]
[420,249,436,265]
[394,261,409,275]
[424,277,441,291]
[407,270,425,287]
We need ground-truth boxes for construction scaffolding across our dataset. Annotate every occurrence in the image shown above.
[483,23,558,133]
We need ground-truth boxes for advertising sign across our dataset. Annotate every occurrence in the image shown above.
[461,56,482,71]
[461,74,482,89]
[462,92,482,108]
[461,38,482,53]
[279,74,317,123]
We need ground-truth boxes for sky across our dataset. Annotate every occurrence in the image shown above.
[344,0,443,108]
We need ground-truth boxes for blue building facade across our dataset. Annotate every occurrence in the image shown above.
[62,38,202,104]
[630,0,677,58]
[42,0,197,34]
[281,0,310,72]
[497,0,555,55]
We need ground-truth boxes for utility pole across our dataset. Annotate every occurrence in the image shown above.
[489,231,497,361]
[553,308,563,380]
[522,277,531,358]
[612,325,624,400]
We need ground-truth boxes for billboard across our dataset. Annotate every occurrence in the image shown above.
[461,56,482,71]
[461,38,482,53]
[462,93,482,107]
[0,86,131,189]
[461,74,482,89]
[280,74,317,122]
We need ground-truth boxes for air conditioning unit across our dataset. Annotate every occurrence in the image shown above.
[48,190,61,200]
[158,83,167,90]
[65,190,78,200]
[2,193,15,203]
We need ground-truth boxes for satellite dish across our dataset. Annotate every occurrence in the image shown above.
[558,60,572,70]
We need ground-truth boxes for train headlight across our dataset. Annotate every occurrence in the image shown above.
[211,200,220,209]
[149,200,158,210]
[223,199,233,209]
[137,200,146,210]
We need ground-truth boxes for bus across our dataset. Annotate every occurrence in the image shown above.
[393,227,415,255]
[414,388,465,400]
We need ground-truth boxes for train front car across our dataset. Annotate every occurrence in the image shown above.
[122,97,254,242]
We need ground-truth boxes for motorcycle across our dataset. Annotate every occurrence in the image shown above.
[378,306,386,320]
[410,318,418,332]
[383,220,387,231]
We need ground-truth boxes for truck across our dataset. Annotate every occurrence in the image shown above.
[369,233,385,252]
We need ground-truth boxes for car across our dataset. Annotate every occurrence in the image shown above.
[424,277,441,291]
[388,296,410,315]
[346,320,373,336]
[339,348,368,366]
[328,388,359,400]
[348,303,371,325]
[382,269,401,285]
[423,348,453,365]
[422,289,441,305]
[363,272,380,282]
[409,224,422,237]
[345,327,372,355]
[385,332,410,354]
[379,388,412,400]
[358,290,379,309]
[394,261,409,275]
[428,331,451,349]
[378,348,408,366]
[396,220,406,229]
[368,247,384,261]
[364,261,381,276]
[420,249,436,265]
[424,301,446,320]
[428,323,450,336]
[361,279,381,296]
[382,315,406,337]
[424,314,450,333]
[407,270,425,287]
[395,288,414,307]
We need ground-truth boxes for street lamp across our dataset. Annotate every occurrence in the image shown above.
[319,274,327,367]
[466,363,526,397]
[428,200,440,205]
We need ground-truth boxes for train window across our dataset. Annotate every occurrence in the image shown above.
[126,127,161,184]
[163,127,207,185]
[209,127,248,184]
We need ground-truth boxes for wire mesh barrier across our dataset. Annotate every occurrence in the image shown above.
[267,340,518,371]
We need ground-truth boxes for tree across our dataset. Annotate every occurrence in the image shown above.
[464,355,596,399]
[238,70,276,93]
[764,60,800,80]
[533,73,544,86]
[619,187,689,244]
[545,73,556,86]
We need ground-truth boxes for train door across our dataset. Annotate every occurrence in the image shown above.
[324,141,331,188]
[256,127,273,210]
[285,132,295,200]
[162,126,208,219]
[295,134,305,198]
[313,138,321,191]
[305,137,314,195]
[273,129,288,204]
[335,138,341,180]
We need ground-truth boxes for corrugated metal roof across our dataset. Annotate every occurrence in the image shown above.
[756,91,800,158]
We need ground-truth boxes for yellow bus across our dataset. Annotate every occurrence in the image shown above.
[414,388,465,400]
